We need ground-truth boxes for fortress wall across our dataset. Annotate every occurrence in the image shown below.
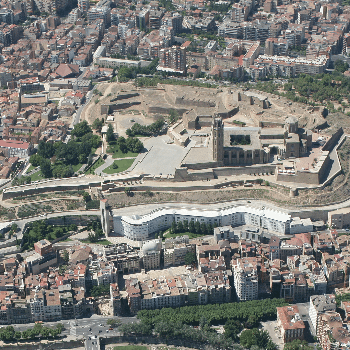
[110,92,139,102]
[147,106,188,115]
[276,171,320,185]
[322,127,343,152]
[0,340,84,350]
[2,181,101,200]
[109,101,141,111]
[259,121,284,128]
[216,106,239,119]
[213,165,275,177]
[175,97,215,108]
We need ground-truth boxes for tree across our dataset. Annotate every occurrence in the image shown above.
[189,220,195,233]
[49,328,60,338]
[38,141,55,159]
[106,124,115,143]
[62,250,69,263]
[11,223,18,232]
[177,221,184,232]
[56,323,64,333]
[284,340,314,350]
[200,222,208,235]
[183,220,189,232]
[240,329,256,349]
[194,221,201,234]
[170,221,177,234]
[71,121,92,138]
[92,118,103,132]
[14,331,21,340]
[40,158,52,178]
[107,319,121,327]
[224,319,241,341]
[40,327,51,338]
[124,187,132,196]
[169,109,179,124]
[83,191,91,202]
[112,160,119,169]
[184,251,196,265]
[29,154,42,167]
[335,59,349,73]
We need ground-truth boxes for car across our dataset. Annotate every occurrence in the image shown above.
[99,330,102,333]
[99,324,103,326]
[106,330,109,333]
[109,327,113,330]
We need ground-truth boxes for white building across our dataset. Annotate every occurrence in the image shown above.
[232,257,258,301]
[140,239,162,270]
[309,294,336,332]
[112,205,306,241]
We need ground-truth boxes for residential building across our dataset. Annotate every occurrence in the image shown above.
[277,305,305,343]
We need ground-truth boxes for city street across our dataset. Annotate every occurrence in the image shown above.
[11,314,137,350]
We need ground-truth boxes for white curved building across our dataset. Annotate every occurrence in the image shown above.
[112,205,302,241]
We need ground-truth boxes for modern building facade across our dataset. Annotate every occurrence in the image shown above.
[112,205,309,241]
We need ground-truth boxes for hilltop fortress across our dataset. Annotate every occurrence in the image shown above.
[95,83,342,187]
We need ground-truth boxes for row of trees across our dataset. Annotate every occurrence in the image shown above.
[117,58,159,82]
[255,71,350,107]
[170,220,217,236]
[114,136,144,153]
[134,76,216,89]
[126,120,165,137]
[119,319,243,350]
[0,323,63,342]
[137,298,288,328]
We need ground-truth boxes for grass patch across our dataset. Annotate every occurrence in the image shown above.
[60,237,73,242]
[164,230,209,239]
[30,170,44,182]
[85,158,105,174]
[26,165,36,173]
[113,346,148,350]
[102,159,134,174]
[71,163,85,172]
[107,143,139,158]
[81,238,112,245]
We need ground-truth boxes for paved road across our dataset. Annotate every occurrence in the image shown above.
[73,90,94,127]
[11,315,137,350]
[95,155,113,176]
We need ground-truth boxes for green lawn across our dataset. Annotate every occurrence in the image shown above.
[113,346,148,350]
[163,230,208,239]
[85,158,105,174]
[71,163,85,172]
[81,238,112,245]
[30,170,44,182]
[107,144,138,158]
[26,165,36,173]
[59,237,73,242]
[103,159,134,174]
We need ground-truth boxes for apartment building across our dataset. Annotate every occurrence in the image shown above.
[309,294,336,332]
[277,305,305,343]
[317,311,350,350]
[158,46,186,74]
[140,240,162,271]
[232,257,258,301]
[164,243,195,268]
[112,205,300,241]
